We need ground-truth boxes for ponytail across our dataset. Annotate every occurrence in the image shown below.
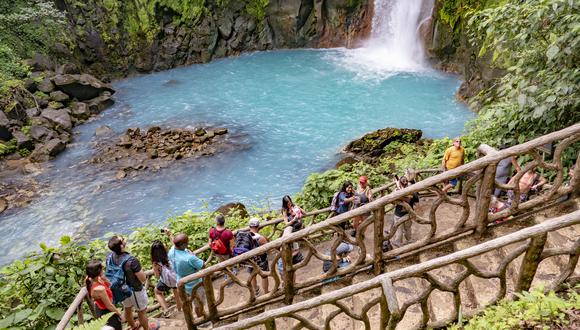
[85,277,92,296]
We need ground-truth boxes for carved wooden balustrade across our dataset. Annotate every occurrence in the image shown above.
[177,123,580,329]
[219,210,580,330]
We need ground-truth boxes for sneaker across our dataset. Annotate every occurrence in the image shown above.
[161,310,171,318]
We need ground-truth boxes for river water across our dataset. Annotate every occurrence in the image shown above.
[0,49,472,265]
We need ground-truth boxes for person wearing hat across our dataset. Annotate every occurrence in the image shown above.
[248,218,269,295]
[353,176,373,233]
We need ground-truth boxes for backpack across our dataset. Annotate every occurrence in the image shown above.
[330,192,341,212]
[105,253,133,304]
[210,228,228,255]
[160,264,177,288]
[233,231,257,256]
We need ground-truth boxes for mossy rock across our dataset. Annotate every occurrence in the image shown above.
[345,127,422,156]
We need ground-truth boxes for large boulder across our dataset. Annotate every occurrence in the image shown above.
[44,138,66,156]
[214,202,248,219]
[41,109,73,131]
[70,102,90,120]
[345,128,423,159]
[86,94,114,114]
[49,90,70,102]
[37,77,55,93]
[29,125,55,141]
[0,111,11,141]
[52,74,115,101]
[12,131,34,150]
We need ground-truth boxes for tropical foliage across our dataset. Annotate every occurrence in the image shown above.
[465,0,580,148]
[0,0,68,82]
[448,286,580,329]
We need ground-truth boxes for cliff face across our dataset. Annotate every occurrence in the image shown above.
[53,0,372,80]
[422,0,503,105]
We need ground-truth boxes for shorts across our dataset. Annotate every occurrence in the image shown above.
[122,289,148,311]
[156,281,175,293]
[249,254,269,273]
[449,178,459,187]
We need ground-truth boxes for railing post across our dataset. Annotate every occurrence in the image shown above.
[203,276,218,321]
[516,233,548,292]
[281,241,296,304]
[474,164,496,235]
[374,206,385,275]
[264,318,277,330]
[179,284,197,330]
[76,305,84,324]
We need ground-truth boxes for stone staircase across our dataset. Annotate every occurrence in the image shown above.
[153,198,579,329]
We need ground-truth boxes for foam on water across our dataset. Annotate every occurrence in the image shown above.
[0,49,472,265]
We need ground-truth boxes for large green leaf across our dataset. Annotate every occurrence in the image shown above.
[45,307,65,320]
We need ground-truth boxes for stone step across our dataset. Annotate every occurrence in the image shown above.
[158,318,187,330]
[419,242,472,326]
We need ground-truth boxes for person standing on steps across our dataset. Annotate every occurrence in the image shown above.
[168,233,205,318]
[353,176,373,234]
[107,236,160,330]
[335,181,356,230]
[389,176,419,248]
[85,260,123,330]
[281,195,306,236]
[442,138,465,194]
[151,239,181,318]
[281,195,306,260]
[208,214,235,262]
[494,144,521,197]
[248,217,270,295]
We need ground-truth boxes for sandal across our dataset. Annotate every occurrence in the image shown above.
[129,321,141,330]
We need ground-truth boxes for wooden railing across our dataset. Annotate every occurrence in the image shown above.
[55,172,435,329]
[177,123,580,329]
[219,209,580,329]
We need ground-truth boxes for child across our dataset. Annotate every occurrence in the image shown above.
[151,240,181,318]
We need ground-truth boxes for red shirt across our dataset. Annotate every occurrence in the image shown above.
[209,227,234,255]
[90,279,113,311]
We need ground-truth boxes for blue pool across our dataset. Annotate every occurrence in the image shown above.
[0,49,473,264]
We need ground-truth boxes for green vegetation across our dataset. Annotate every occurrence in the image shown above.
[448,286,580,329]
[245,0,269,25]
[465,0,580,148]
[0,0,68,83]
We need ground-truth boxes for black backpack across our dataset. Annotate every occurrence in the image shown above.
[233,231,257,256]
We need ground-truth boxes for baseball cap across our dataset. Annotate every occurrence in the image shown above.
[248,218,260,227]
[359,176,368,183]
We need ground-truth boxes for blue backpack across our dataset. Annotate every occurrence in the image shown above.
[105,253,133,304]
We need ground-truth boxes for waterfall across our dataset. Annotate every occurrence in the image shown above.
[331,0,434,79]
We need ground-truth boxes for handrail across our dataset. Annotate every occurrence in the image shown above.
[176,123,579,328]
[217,209,580,329]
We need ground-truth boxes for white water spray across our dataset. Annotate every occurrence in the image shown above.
[331,0,434,79]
